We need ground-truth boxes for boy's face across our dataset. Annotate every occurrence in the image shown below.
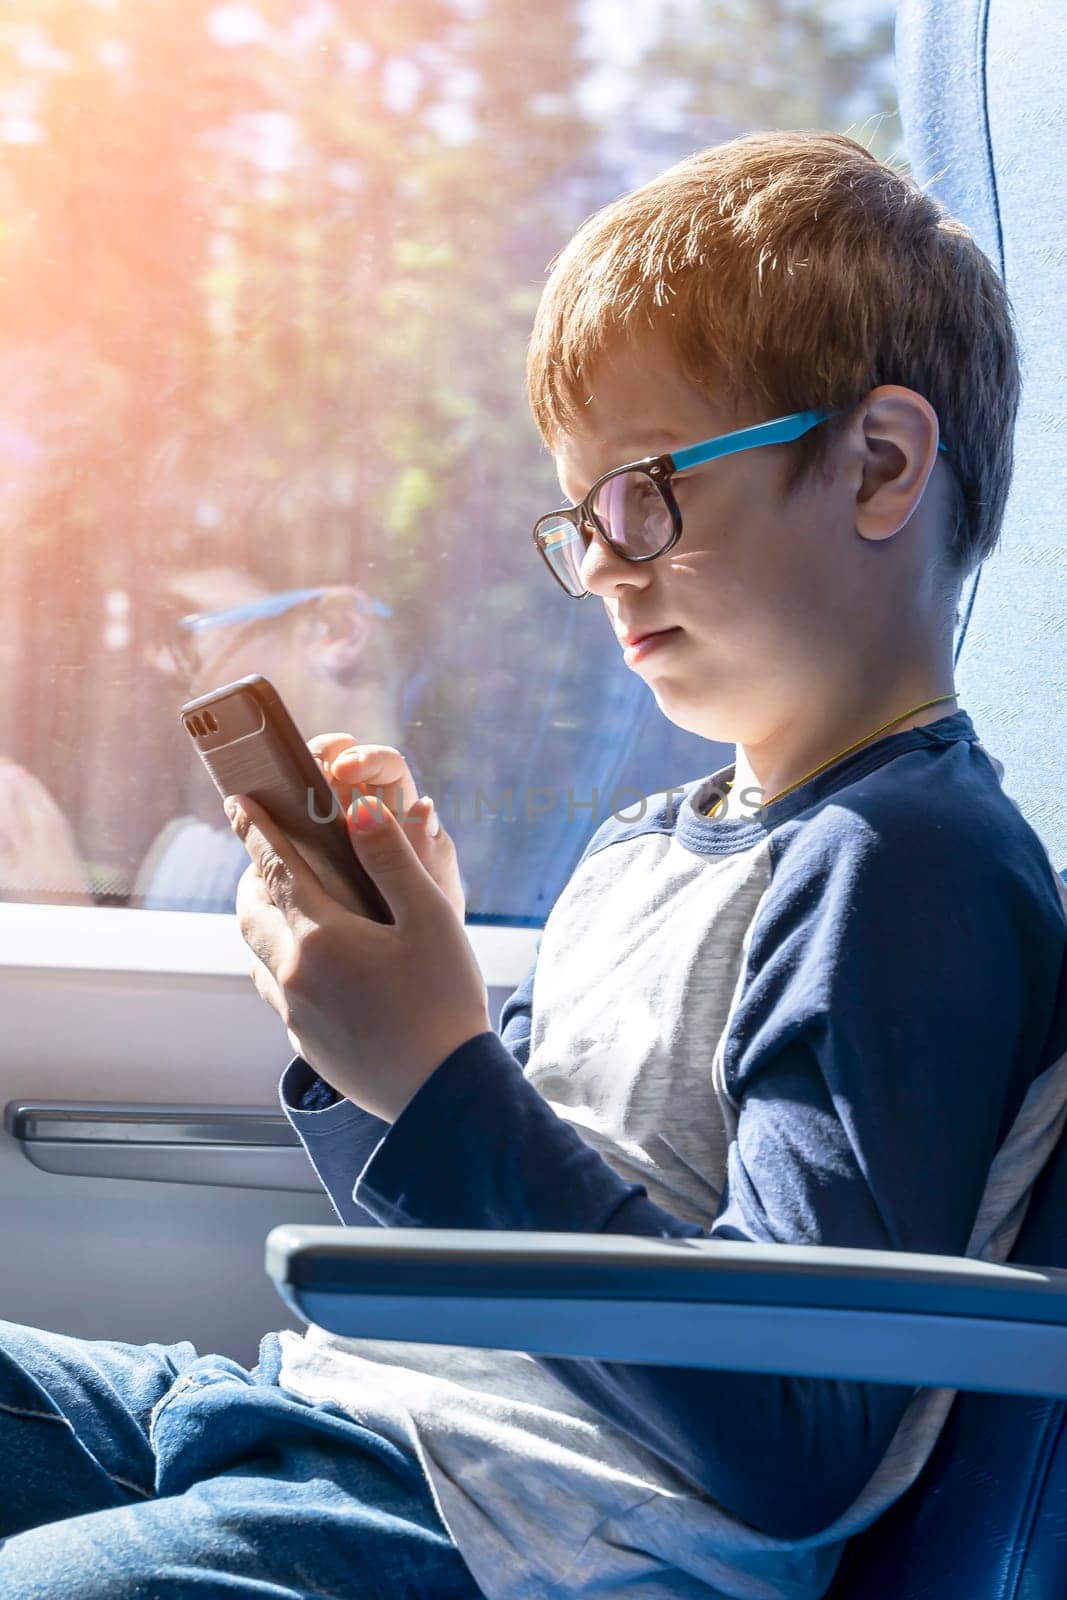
[551,325,871,747]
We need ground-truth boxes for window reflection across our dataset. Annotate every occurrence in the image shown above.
[0,0,895,922]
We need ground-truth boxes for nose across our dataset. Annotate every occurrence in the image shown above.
[577,518,655,599]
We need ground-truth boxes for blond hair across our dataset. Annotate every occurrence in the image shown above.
[526,131,1021,586]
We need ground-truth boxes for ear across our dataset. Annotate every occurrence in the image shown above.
[849,386,944,547]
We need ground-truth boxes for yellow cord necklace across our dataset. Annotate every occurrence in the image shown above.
[705,693,959,819]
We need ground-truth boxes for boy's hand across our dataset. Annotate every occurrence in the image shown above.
[307,734,466,925]
[229,789,491,1122]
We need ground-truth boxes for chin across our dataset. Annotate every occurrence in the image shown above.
[652,683,736,746]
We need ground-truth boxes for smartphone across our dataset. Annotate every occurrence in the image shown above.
[179,673,393,924]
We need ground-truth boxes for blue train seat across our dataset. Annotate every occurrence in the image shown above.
[827,1010,1067,1595]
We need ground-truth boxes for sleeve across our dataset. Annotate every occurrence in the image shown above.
[278,1056,391,1226]
[495,946,537,1068]
[275,940,544,1225]
[351,804,1064,1538]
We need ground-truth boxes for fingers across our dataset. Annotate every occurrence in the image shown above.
[228,795,330,932]
[307,733,362,763]
[420,795,441,838]
[341,790,460,922]
[311,754,355,818]
[307,734,420,823]
[305,741,462,918]
[331,744,418,819]
[308,733,360,814]
[307,735,441,882]
[347,790,437,858]
[400,793,439,848]
[235,860,294,991]
[308,733,373,820]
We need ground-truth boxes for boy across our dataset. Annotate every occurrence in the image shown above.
[2,131,1066,1600]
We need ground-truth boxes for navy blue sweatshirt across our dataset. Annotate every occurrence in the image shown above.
[278,709,1067,1550]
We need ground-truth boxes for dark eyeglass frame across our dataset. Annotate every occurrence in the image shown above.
[531,408,951,599]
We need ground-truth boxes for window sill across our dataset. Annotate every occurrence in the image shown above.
[0,902,540,987]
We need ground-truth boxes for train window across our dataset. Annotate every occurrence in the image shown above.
[0,0,894,933]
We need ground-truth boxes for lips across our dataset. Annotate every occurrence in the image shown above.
[619,627,676,648]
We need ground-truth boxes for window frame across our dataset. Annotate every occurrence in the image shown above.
[0,904,539,1094]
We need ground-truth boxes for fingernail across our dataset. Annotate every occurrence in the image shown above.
[352,796,383,830]
[224,797,240,825]
[334,746,362,766]
[422,797,440,837]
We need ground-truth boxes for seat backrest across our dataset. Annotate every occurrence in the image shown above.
[829,5,1067,1585]
[828,1045,1067,1598]
[890,0,1065,871]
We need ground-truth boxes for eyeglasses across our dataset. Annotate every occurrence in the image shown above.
[177,584,393,634]
[172,585,393,677]
[531,409,951,599]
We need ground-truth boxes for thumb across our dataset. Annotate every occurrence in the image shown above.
[346,794,429,925]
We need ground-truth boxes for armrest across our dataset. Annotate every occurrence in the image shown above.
[265,1225,1067,1398]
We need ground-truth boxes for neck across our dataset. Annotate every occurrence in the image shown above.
[721,681,959,819]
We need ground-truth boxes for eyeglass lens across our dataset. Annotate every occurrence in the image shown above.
[537,469,674,596]
[590,470,673,555]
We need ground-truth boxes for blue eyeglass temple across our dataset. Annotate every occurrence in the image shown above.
[179,585,394,633]
[668,409,950,473]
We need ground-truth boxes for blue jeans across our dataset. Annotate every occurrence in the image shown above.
[0,1318,485,1599]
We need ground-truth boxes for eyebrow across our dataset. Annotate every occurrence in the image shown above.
[601,428,685,456]
[558,430,687,503]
